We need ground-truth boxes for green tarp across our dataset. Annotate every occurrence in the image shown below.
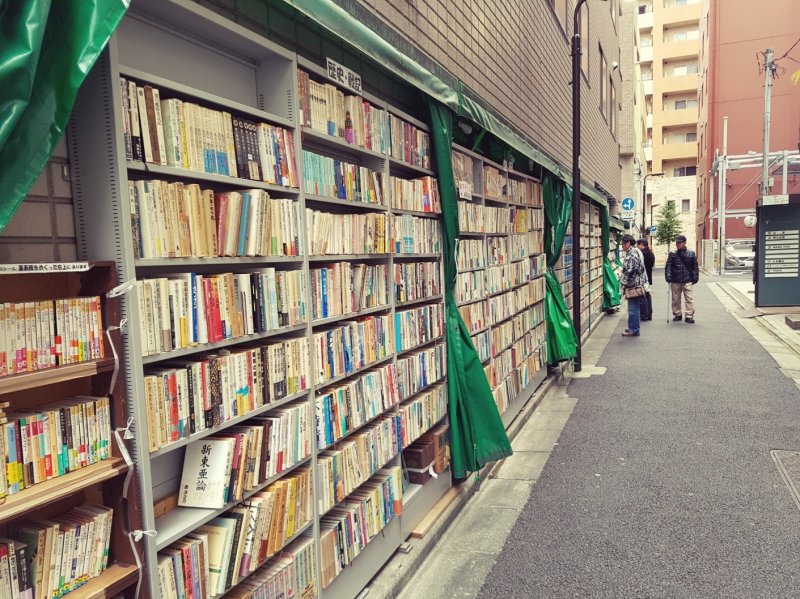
[542,175,578,363]
[600,205,621,310]
[429,101,512,479]
[0,0,128,232]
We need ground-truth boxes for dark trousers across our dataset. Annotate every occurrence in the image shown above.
[640,291,652,320]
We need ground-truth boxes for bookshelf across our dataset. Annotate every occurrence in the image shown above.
[452,144,548,428]
[68,1,449,597]
[0,262,141,598]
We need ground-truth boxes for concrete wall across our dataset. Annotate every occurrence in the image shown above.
[647,175,697,263]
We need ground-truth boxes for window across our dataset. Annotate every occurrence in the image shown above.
[640,37,653,47]
[674,99,698,110]
[610,81,617,136]
[641,70,653,81]
[600,47,608,119]
[681,199,691,212]
[672,63,699,76]
[673,166,698,176]
[638,4,650,13]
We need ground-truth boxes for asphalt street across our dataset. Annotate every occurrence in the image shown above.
[476,274,800,598]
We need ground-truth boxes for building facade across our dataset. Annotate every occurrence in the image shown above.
[697,0,800,251]
[637,0,701,261]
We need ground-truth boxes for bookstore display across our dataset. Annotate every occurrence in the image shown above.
[452,145,548,427]
[68,2,450,597]
[0,263,141,599]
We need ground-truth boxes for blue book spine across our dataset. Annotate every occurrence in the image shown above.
[321,268,328,318]
[238,193,251,256]
[395,313,402,352]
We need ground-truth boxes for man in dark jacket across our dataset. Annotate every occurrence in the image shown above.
[637,239,655,321]
[665,234,699,323]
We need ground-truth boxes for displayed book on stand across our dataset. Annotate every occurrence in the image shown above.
[68,3,451,597]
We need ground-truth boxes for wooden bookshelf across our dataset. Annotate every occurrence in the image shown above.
[77,563,140,599]
[0,357,115,395]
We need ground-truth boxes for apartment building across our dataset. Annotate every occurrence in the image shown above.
[697,0,800,258]
[637,0,702,261]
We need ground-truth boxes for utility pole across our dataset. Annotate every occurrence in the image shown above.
[761,49,776,197]
[720,116,728,275]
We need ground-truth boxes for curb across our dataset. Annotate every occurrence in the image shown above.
[366,372,560,598]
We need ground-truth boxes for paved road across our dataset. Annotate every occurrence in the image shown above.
[478,275,800,598]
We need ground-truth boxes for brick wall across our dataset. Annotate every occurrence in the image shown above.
[0,134,77,263]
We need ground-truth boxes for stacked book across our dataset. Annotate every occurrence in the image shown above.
[177,406,312,510]
[224,536,317,599]
[396,343,446,401]
[313,314,394,385]
[162,467,313,598]
[144,336,309,452]
[394,304,445,353]
[387,114,431,169]
[457,271,486,304]
[456,239,486,271]
[310,262,389,321]
[1,396,112,495]
[136,269,307,356]
[389,175,440,213]
[306,211,389,256]
[314,364,399,449]
[120,78,298,187]
[398,384,447,447]
[298,69,388,154]
[3,504,114,598]
[394,261,441,305]
[302,151,385,205]
[458,201,485,233]
[0,297,105,375]
[458,301,487,334]
[129,180,301,259]
[391,214,441,255]
[483,165,506,199]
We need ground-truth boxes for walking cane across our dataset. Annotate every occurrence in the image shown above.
[666,284,670,323]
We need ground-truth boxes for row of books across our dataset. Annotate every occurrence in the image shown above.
[306,210,389,256]
[484,165,505,199]
[315,364,399,450]
[394,262,442,305]
[459,301,487,334]
[318,466,402,588]
[510,206,544,232]
[3,504,113,599]
[452,151,475,199]
[472,330,490,362]
[514,304,546,343]
[143,337,309,452]
[488,282,543,326]
[314,315,393,385]
[509,231,544,259]
[162,467,312,598]
[489,332,539,386]
[310,262,389,321]
[490,320,514,359]
[1,396,112,496]
[458,200,484,233]
[395,304,445,353]
[317,416,401,514]
[456,239,487,271]
[389,176,440,214]
[456,271,486,305]
[136,269,306,357]
[531,253,547,279]
[486,261,533,295]
[492,348,546,415]
[121,78,298,187]
[387,114,431,169]
[460,203,544,235]
[224,537,316,599]
[129,180,301,259]
[391,214,441,255]
[298,69,389,154]
[398,383,447,448]
[0,297,105,376]
[508,179,542,207]
[302,151,385,205]
[396,343,446,401]
[177,404,312,509]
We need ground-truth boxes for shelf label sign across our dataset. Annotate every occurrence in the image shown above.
[0,262,91,274]
[326,58,362,95]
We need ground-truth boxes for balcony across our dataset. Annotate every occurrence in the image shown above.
[661,74,699,94]
[644,146,653,162]
[662,2,702,25]
[661,39,700,60]
[639,46,653,63]
[658,141,698,161]
[643,80,654,96]
[637,11,653,29]
[660,107,699,127]
[646,113,654,129]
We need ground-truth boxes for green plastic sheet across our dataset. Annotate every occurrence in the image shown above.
[542,175,578,364]
[0,0,128,231]
[429,100,511,479]
[600,205,621,310]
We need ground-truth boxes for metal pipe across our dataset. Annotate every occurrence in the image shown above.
[761,49,774,197]
[571,0,584,372]
[720,116,728,275]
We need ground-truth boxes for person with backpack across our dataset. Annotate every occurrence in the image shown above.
[665,234,699,323]
[619,234,647,337]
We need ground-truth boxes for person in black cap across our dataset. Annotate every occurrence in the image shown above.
[637,239,655,321]
[665,234,699,323]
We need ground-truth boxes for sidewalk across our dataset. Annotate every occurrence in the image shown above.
[384,275,800,598]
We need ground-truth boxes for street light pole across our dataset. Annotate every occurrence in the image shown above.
[641,172,664,238]
[571,0,585,372]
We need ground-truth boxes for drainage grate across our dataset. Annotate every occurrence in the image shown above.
[771,450,800,511]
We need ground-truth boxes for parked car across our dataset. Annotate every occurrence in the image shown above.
[725,241,755,268]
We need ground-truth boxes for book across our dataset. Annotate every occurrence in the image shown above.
[178,437,235,509]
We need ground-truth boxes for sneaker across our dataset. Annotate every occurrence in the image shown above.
[673,315,682,321]
[685,318,695,324]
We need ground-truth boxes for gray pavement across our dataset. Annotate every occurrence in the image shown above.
[389,272,800,598]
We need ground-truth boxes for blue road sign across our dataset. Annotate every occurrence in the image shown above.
[621,197,635,211]
[650,225,657,234]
